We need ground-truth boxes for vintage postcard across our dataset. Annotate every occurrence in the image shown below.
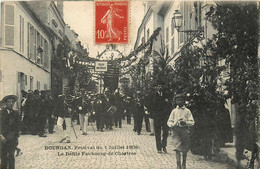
[0,0,259,169]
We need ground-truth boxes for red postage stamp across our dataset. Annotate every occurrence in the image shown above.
[95,1,129,44]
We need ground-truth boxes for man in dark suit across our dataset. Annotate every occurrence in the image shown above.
[111,89,123,128]
[103,88,113,130]
[23,90,35,135]
[133,91,145,135]
[0,95,20,169]
[145,83,172,153]
[45,90,55,134]
[32,90,42,135]
[93,94,105,132]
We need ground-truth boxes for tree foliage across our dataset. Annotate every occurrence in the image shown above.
[206,2,259,162]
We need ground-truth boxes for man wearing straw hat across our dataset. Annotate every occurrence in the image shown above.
[0,95,20,169]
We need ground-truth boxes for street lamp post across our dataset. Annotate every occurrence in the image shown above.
[172,10,204,34]
[166,10,205,65]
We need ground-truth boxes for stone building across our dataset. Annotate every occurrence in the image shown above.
[0,1,52,108]
[27,1,71,97]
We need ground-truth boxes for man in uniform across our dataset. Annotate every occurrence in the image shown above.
[75,89,89,135]
[55,94,74,143]
[103,88,113,130]
[0,95,20,169]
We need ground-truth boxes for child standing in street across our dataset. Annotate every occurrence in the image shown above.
[167,94,195,169]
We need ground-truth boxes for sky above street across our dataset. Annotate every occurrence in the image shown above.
[63,1,144,59]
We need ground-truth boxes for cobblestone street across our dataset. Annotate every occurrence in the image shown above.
[16,118,234,169]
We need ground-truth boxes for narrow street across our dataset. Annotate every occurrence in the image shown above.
[16,118,234,169]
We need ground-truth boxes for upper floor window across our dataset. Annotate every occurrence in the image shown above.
[36,31,44,65]
[4,4,14,46]
[171,20,175,55]
[27,22,49,69]
[165,27,169,52]
[43,39,49,69]
[52,19,58,28]
[179,1,184,46]
[28,23,36,60]
[20,15,24,53]
[147,29,150,41]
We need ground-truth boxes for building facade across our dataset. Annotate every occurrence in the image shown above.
[134,1,235,125]
[0,1,51,109]
[27,1,71,97]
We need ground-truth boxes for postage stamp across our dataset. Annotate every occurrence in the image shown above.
[95,1,129,44]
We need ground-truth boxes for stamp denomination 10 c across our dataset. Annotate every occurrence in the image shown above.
[95,1,129,44]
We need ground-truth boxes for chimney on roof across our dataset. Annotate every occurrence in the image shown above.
[57,1,64,18]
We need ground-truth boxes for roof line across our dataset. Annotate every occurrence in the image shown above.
[134,5,154,50]
[19,2,52,37]
[50,1,66,27]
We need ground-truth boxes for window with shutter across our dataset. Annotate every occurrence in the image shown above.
[4,4,15,46]
[18,72,21,83]
[36,31,41,64]
[37,81,40,90]
[147,29,150,41]
[44,39,49,69]
[27,23,30,58]
[25,74,27,85]
[40,35,44,65]
[20,15,24,53]
[28,24,36,60]
[171,20,175,55]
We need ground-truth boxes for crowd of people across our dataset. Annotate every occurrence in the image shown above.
[0,82,233,169]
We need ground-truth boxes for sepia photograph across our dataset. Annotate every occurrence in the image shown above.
[0,0,259,168]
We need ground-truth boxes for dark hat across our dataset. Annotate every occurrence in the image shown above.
[2,95,18,103]
[175,94,185,99]
[21,90,27,94]
[34,90,40,95]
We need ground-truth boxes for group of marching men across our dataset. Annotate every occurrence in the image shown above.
[57,87,152,139]
[0,81,196,169]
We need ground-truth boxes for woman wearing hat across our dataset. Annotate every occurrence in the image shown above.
[167,94,195,169]
[0,95,20,169]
